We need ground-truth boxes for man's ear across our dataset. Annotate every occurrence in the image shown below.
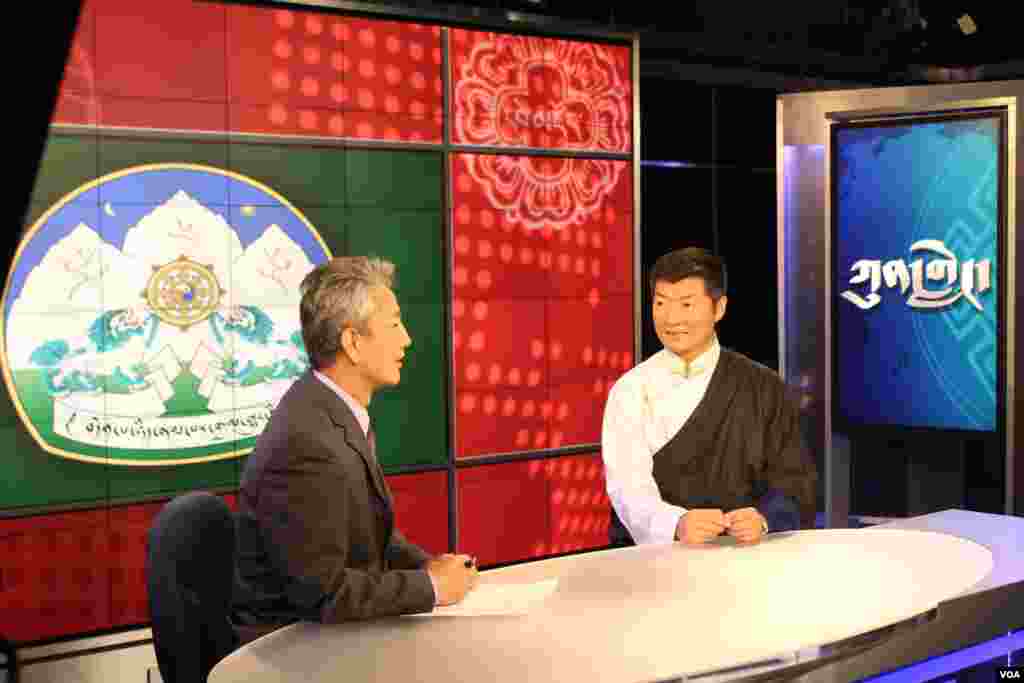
[340,327,360,365]
[714,295,728,323]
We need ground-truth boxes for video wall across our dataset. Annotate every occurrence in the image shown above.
[832,111,1002,433]
[0,0,635,642]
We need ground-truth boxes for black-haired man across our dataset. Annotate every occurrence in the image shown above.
[602,248,818,546]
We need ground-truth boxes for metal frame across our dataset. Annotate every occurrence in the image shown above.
[775,99,785,381]
[823,119,843,528]
[446,444,609,470]
[440,25,459,552]
[818,96,1018,522]
[633,36,642,382]
[217,0,635,42]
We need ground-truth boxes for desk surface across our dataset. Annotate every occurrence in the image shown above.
[210,510,1023,683]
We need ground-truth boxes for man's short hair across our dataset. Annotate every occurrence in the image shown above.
[299,256,395,370]
[649,247,727,300]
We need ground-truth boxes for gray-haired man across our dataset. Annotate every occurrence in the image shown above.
[232,256,476,640]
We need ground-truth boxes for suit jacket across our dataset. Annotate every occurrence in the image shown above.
[232,370,435,630]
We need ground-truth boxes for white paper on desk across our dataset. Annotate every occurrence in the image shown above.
[406,579,558,617]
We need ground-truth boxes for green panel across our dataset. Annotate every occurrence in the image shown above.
[228,142,346,207]
[0,382,19,428]
[297,205,347,257]
[28,134,99,213]
[0,425,109,510]
[345,149,442,209]
[22,201,51,235]
[105,454,241,503]
[346,209,443,305]
[98,137,229,177]
[372,302,448,470]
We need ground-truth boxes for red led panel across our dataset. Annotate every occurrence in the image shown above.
[227,7,442,142]
[97,97,228,133]
[451,153,631,256]
[451,152,635,458]
[547,295,632,445]
[449,29,632,152]
[546,453,611,554]
[52,0,99,126]
[386,471,449,557]
[456,455,611,565]
[457,460,549,566]
[56,0,232,132]
[108,502,163,627]
[0,510,112,643]
[93,0,227,103]
[0,494,242,642]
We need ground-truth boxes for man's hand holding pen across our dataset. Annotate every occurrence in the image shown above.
[425,553,478,606]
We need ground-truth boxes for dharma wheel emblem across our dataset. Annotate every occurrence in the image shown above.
[144,255,223,330]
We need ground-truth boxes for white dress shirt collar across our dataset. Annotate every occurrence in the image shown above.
[313,370,371,437]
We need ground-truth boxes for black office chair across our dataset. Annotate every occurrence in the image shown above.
[0,634,16,683]
[147,491,239,683]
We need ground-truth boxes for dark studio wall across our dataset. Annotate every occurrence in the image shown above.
[640,78,779,370]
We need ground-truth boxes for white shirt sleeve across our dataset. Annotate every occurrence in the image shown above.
[601,376,687,545]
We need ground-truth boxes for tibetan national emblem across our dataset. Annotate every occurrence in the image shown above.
[1,164,330,465]
[453,35,630,230]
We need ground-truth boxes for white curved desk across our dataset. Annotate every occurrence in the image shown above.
[210,510,1024,683]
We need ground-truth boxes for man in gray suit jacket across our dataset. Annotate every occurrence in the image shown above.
[232,256,476,639]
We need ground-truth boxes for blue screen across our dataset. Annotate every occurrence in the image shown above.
[834,114,1000,432]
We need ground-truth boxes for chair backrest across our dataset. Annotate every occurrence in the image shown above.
[0,634,16,683]
[147,491,239,683]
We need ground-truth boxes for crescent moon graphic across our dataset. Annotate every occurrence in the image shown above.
[103,202,115,216]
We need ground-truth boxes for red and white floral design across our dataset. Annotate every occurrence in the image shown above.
[465,153,626,231]
[453,34,630,152]
[452,34,630,230]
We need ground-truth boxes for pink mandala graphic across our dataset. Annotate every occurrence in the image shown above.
[453,35,631,151]
[453,35,631,231]
[466,154,626,230]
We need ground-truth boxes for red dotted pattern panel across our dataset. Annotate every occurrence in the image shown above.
[457,453,610,567]
[451,152,634,458]
[449,29,632,152]
[228,9,443,142]
[545,453,611,554]
[457,460,550,567]
[0,494,237,644]
[385,470,449,557]
[54,0,443,142]
[57,2,634,147]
